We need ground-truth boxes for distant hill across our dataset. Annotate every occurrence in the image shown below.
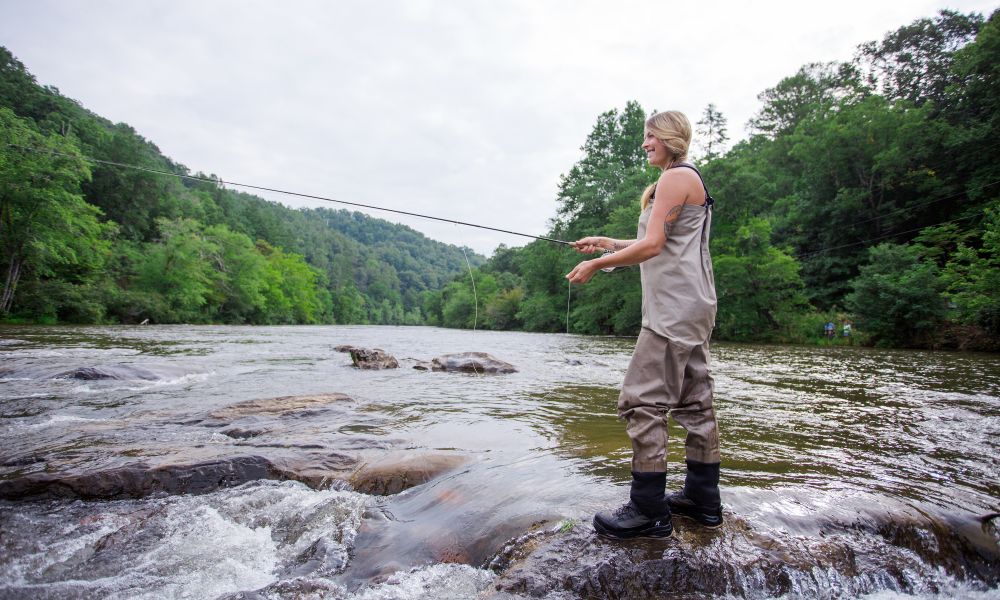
[0,46,482,325]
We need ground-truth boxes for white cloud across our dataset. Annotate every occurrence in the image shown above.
[1,0,995,254]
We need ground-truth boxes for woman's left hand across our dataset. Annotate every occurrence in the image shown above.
[566,260,599,284]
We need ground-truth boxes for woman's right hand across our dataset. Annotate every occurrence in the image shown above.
[570,236,608,254]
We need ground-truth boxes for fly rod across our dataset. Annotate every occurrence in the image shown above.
[8,144,574,246]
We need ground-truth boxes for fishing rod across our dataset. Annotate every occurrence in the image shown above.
[8,144,574,247]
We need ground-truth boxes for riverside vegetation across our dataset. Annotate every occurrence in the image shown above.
[2,9,998,350]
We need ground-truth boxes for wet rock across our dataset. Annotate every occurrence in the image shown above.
[219,427,269,439]
[0,453,358,501]
[216,577,344,600]
[209,393,353,420]
[348,347,399,370]
[423,352,517,374]
[489,510,1000,598]
[350,452,470,495]
[333,344,356,353]
[55,365,160,381]
[281,536,350,578]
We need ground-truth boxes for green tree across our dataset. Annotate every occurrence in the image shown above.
[695,103,729,162]
[748,62,864,137]
[856,9,983,108]
[846,243,947,347]
[133,218,220,322]
[0,108,109,317]
[939,205,1000,334]
[713,218,809,341]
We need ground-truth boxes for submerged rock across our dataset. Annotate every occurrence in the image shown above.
[348,347,399,370]
[209,393,353,420]
[350,452,471,495]
[416,352,517,374]
[56,365,160,381]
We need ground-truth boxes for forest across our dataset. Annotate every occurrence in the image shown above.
[2,8,998,350]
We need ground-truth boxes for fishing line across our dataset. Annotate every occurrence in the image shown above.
[7,144,575,247]
[459,234,479,332]
[566,279,571,335]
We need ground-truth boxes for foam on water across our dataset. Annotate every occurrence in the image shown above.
[0,480,371,599]
[350,564,495,600]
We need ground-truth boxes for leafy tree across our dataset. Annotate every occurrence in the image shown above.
[846,243,947,347]
[713,218,809,341]
[554,101,651,232]
[0,108,109,316]
[938,204,1000,335]
[748,62,864,137]
[856,9,983,108]
[133,218,220,322]
[695,103,729,162]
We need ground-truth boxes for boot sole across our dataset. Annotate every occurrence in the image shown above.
[670,510,723,528]
[592,518,673,539]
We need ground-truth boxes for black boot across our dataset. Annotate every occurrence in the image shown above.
[666,460,723,527]
[593,471,673,539]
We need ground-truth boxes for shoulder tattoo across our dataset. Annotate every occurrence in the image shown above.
[663,204,683,237]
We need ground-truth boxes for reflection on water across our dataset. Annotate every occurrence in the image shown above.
[1,325,998,598]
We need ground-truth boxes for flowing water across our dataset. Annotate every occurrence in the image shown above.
[0,324,997,599]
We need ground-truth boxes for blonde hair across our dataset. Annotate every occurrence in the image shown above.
[640,110,692,211]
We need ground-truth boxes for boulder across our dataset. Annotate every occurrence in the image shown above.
[348,347,399,370]
[421,352,517,374]
[349,452,470,495]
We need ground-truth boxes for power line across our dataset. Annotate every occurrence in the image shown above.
[794,212,983,260]
[7,144,573,247]
[810,178,999,232]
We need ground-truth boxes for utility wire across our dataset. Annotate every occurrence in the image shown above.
[7,144,573,247]
[805,178,999,232]
[794,212,983,260]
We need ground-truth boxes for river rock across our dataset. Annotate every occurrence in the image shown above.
[349,452,470,495]
[0,453,360,501]
[333,344,356,353]
[418,352,517,374]
[55,365,161,381]
[348,347,399,370]
[209,393,353,420]
[488,508,1000,598]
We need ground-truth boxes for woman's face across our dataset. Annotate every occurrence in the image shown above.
[642,130,670,169]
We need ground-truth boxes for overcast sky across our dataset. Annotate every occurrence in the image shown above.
[2,0,996,255]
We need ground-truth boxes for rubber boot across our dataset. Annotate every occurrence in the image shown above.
[593,471,673,539]
[666,460,723,527]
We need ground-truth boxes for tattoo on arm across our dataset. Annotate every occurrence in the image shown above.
[611,240,635,251]
[662,205,683,237]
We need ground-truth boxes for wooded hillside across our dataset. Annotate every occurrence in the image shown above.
[0,48,482,326]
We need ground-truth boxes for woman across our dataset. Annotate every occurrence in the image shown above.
[566,110,722,539]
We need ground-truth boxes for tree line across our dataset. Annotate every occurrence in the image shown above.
[422,9,999,350]
[0,48,481,326]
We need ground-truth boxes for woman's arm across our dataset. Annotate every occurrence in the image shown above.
[570,236,637,254]
[566,169,693,284]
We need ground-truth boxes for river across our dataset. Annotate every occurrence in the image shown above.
[0,324,997,599]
